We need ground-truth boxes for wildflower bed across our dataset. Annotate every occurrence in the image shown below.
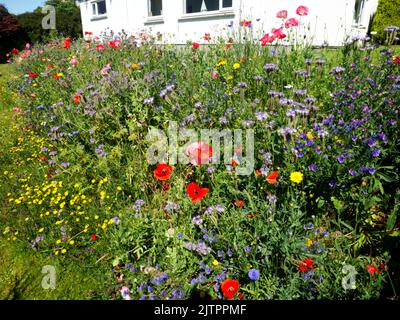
[1,31,399,300]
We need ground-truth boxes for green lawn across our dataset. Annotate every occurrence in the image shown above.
[0,239,111,299]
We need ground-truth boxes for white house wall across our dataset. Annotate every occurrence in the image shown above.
[79,0,378,46]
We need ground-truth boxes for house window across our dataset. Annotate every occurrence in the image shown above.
[149,0,163,16]
[91,0,107,16]
[185,0,232,14]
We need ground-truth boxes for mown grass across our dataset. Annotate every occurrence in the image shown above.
[0,239,112,300]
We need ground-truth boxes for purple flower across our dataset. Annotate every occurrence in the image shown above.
[112,216,120,225]
[143,97,154,105]
[263,63,278,71]
[60,162,70,168]
[308,164,318,171]
[255,111,268,121]
[192,215,203,226]
[349,169,357,176]
[336,155,345,164]
[372,148,381,157]
[248,269,260,281]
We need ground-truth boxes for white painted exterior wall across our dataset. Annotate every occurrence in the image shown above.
[78,0,378,46]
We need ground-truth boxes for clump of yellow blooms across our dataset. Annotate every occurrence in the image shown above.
[290,171,304,184]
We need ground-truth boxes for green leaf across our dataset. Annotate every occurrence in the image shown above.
[386,205,398,231]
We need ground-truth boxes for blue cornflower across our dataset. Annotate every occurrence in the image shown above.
[248,269,260,281]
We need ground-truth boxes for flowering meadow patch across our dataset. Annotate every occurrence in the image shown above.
[0,8,400,300]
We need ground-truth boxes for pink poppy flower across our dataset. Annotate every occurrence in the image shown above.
[260,33,276,46]
[185,141,213,166]
[285,18,299,28]
[276,10,288,19]
[296,5,309,16]
[272,27,286,40]
[96,44,105,51]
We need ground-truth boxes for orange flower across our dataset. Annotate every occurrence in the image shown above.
[266,171,279,184]
[73,95,80,104]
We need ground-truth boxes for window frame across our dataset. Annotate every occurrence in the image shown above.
[183,0,233,15]
[147,0,163,17]
[91,0,107,18]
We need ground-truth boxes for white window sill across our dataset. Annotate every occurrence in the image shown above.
[178,9,234,21]
[144,16,164,24]
[91,14,108,21]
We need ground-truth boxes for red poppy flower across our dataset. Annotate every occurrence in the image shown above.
[91,233,97,241]
[225,44,231,49]
[255,169,262,177]
[304,258,314,269]
[232,159,238,167]
[162,183,170,191]
[28,71,38,78]
[266,171,279,184]
[47,64,54,69]
[73,95,80,104]
[240,20,252,27]
[187,182,209,203]
[109,40,121,49]
[297,264,308,272]
[40,156,46,161]
[53,74,60,80]
[204,33,211,41]
[241,56,246,62]
[238,292,245,300]
[192,42,200,49]
[235,199,245,208]
[154,163,173,181]
[63,37,72,49]
[367,264,378,275]
[96,44,105,51]
[221,279,239,299]
[393,56,399,65]
[297,257,314,272]
[85,31,93,35]
[11,48,20,54]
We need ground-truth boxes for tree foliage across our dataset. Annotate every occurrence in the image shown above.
[371,0,400,44]
[0,5,30,63]
[13,0,82,45]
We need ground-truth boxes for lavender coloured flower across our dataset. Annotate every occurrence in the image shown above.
[192,215,204,226]
[248,269,260,281]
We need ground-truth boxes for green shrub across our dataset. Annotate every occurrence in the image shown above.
[371,0,400,44]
